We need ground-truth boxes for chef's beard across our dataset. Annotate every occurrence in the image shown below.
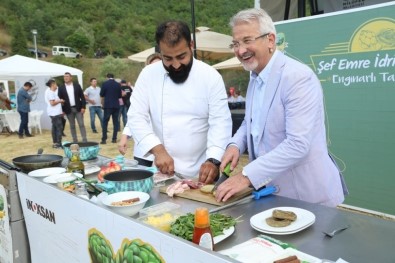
[163,59,193,84]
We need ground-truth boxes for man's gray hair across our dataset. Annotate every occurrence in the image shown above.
[230,8,276,36]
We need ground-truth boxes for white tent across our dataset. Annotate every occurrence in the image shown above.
[129,27,234,62]
[0,55,83,84]
[0,55,83,130]
[212,56,242,70]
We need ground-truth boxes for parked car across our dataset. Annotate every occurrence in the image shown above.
[28,47,48,58]
[52,46,82,58]
[0,48,7,56]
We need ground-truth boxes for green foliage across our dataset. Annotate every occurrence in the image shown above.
[0,0,253,57]
[99,56,129,81]
[52,55,83,69]
[65,32,90,54]
[10,21,29,56]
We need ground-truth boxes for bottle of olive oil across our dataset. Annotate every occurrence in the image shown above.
[67,144,85,176]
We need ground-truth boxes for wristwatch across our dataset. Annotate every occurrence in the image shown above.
[206,158,221,167]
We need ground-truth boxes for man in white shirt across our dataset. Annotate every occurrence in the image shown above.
[84,78,103,133]
[119,20,232,183]
[58,72,87,142]
[44,79,64,148]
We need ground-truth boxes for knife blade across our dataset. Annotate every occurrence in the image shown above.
[174,172,187,180]
[209,185,277,213]
[211,163,232,193]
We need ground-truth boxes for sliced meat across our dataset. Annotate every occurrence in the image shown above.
[166,181,191,197]
[181,179,204,189]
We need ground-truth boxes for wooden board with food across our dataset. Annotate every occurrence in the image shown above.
[159,180,253,206]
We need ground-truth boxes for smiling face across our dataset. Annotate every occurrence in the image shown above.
[232,20,275,74]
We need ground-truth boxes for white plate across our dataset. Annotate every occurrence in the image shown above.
[250,207,315,235]
[28,167,66,177]
[44,172,83,184]
[85,165,100,175]
[214,226,235,244]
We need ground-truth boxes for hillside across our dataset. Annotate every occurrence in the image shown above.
[0,0,253,58]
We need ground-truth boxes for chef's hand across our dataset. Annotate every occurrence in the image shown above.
[220,145,240,173]
[118,134,129,155]
[151,145,174,175]
[199,162,219,184]
[215,173,251,202]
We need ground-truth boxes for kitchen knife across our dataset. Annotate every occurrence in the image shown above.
[209,185,277,213]
[211,163,232,193]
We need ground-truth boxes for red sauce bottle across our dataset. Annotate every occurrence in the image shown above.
[192,207,214,250]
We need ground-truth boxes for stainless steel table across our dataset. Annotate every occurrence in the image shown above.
[146,181,395,263]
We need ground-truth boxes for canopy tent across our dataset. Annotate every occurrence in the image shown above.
[128,27,234,62]
[0,55,83,84]
[0,55,83,130]
[212,56,242,70]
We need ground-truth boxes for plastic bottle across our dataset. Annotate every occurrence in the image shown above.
[74,180,89,199]
[67,144,85,176]
[192,207,214,250]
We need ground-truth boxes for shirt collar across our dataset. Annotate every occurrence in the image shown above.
[250,50,279,85]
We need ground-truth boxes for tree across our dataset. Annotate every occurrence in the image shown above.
[10,21,30,56]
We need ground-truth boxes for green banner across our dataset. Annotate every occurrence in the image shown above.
[275,3,395,215]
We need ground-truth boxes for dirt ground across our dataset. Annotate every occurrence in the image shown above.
[0,111,249,172]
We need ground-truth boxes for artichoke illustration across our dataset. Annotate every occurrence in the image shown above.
[88,228,165,263]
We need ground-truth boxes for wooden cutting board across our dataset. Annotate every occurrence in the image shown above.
[159,185,253,206]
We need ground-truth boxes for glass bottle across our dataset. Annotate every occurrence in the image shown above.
[192,207,214,251]
[67,144,85,176]
[74,180,89,199]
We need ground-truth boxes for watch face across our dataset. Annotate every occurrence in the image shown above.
[207,158,221,166]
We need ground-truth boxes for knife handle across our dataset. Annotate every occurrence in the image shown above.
[252,185,276,200]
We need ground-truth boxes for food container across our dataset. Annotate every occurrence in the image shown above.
[57,175,78,189]
[97,169,154,194]
[63,142,100,161]
[138,202,183,232]
[102,191,150,216]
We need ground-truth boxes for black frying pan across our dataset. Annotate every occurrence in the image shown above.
[12,149,63,172]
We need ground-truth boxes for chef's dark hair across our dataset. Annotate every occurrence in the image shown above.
[155,20,191,47]
[46,79,56,87]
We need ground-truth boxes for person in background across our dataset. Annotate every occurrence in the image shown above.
[118,79,132,131]
[16,82,33,138]
[84,77,103,133]
[45,79,65,149]
[58,72,88,142]
[215,8,348,207]
[61,117,67,137]
[119,20,232,182]
[228,89,245,103]
[227,87,235,102]
[0,90,12,110]
[100,73,122,144]
[145,52,162,65]
[130,53,163,167]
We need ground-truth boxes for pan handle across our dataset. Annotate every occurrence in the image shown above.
[0,159,21,171]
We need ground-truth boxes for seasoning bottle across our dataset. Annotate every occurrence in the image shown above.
[192,207,214,250]
[74,180,89,199]
[67,144,85,176]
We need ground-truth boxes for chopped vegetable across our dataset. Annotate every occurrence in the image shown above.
[170,213,242,241]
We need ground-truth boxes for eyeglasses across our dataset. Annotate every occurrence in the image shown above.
[229,33,270,50]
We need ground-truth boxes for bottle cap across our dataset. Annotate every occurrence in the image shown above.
[194,207,210,227]
[70,144,80,152]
